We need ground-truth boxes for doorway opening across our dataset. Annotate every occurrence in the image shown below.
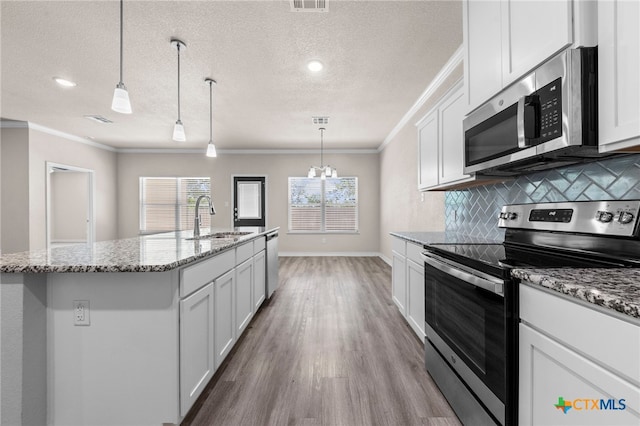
[233,176,266,227]
[46,162,95,249]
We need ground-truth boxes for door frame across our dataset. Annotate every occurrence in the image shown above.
[45,162,95,249]
[231,175,267,228]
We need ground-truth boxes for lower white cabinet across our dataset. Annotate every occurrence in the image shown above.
[214,268,236,368]
[519,284,640,426]
[235,258,254,336]
[391,235,425,340]
[406,257,425,339]
[253,250,266,310]
[179,283,215,416]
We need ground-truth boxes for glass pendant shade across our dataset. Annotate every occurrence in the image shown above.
[331,168,338,178]
[173,120,186,142]
[325,166,332,175]
[206,141,217,158]
[321,171,326,180]
[111,84,132,114]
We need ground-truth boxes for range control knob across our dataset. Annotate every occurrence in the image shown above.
[508,212,518,220]
[499,212,508,220]
[619,211,635,224]
[597,211,614,223]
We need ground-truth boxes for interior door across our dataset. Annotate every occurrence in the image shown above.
[233,176,266,227]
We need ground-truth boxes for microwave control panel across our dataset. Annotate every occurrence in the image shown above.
[537,78,562,142]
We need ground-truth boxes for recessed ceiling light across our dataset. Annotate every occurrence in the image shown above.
[307,60,323,72]
[53,77,77,87]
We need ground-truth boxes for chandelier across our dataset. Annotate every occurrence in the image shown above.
[307,127,338,179]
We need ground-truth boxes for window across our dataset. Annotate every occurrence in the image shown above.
[288,177,358,233]
[139,177,211,233]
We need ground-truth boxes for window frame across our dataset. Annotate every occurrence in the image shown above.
[139,177,211,235]
[287,176,359,234]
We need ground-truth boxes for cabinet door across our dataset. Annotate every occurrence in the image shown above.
[214,269,235,368]
[417,110,439,190]
[406,259,425,340]
[253,250,266,311]
[519,324,640,426]
[391,251,407,316]
[179,283,214,416]
[439,86,469,184]
[502,0,572,87]
[235,259,253,336]
[463,0,503,111]
[598,0,640,152]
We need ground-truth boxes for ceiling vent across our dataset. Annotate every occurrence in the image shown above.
[312,116,330,125]
[291,0,328,13]
[84,115,113,124]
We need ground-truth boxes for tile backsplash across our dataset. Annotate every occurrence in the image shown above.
[445,154,640,240]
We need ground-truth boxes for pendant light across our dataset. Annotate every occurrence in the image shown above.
[111,0,132,114]
[205,78,217,158]
[307,127,338,179]
[171,38,186,142]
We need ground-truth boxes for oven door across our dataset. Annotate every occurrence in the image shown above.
[423,251,506,424]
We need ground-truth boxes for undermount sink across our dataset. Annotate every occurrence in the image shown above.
[185,231,253,241]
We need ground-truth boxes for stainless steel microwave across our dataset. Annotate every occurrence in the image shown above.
[463,47,608,176]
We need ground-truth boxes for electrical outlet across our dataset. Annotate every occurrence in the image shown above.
[73,300,90,326]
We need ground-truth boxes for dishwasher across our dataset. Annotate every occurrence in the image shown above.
[265,230,279,298]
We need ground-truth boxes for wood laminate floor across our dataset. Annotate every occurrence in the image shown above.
[182,256,461,426]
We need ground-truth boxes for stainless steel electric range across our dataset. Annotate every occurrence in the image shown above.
[422,200,640,426]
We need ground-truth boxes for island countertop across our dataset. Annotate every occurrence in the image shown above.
[0,227,278,274]
[512,268,640,320]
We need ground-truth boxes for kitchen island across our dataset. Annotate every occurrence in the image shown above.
[0,227,277,426]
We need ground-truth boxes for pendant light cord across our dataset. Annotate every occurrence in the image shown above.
[209,80,213,141]
[177,43,181,121]
[119,0,124,85]
[320,128,324,167]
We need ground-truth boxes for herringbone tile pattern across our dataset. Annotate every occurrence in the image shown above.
[445,154,640,240]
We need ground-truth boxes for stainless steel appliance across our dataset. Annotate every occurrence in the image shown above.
[463,47,613,176]
[266,230,279,298]
[423,200,640,425]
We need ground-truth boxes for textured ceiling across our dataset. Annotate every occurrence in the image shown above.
[1,1,462,150]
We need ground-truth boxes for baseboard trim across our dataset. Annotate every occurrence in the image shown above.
[379,255,392,266]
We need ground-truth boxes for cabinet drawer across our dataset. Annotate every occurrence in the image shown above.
[520,284,640,383]
[236,241,253,264]
[253,236,266,254]
[180,249,235,298]
[391,237,406,256]
[406,242,424,265]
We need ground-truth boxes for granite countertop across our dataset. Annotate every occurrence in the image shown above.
[0,227,278,274]
[390,231,503,246]
[512,268,640,320]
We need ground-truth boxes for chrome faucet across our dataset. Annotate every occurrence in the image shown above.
[194,195,216,238]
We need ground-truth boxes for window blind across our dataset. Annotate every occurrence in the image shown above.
[140,177,211,233]
[288,177,358,233]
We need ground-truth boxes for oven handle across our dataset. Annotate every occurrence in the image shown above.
[421,252,504,297]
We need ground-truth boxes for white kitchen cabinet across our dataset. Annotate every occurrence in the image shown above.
[235,258,254,336]
[598,0,640,153]
[214,268,235,368]
[519,284,640,426]
[391,237,407,316]
[253,249,266,311]
[405,245,425,340]
[417,82,476,190]
[464,0,595,113]
[179,282,214,416]
[391,236,425,340]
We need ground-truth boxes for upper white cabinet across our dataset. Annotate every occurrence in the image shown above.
[417,81,476,191]
[598,0,640,152]
[464,0,596,113]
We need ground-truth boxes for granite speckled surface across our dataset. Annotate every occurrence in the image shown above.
[512,268,640,319]
[0,227,277,274]
[390,231,503,246]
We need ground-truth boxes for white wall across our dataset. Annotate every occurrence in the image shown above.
[378,63,464,262]
[1,126,30,253]
[117,152,380,254]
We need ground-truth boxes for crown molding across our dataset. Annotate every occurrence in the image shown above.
[1,120,117,152]
[378,44,464,152]
[119,148,379,155]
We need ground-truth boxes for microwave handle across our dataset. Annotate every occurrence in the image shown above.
[517,96,528,148]
[421,252,504,296]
